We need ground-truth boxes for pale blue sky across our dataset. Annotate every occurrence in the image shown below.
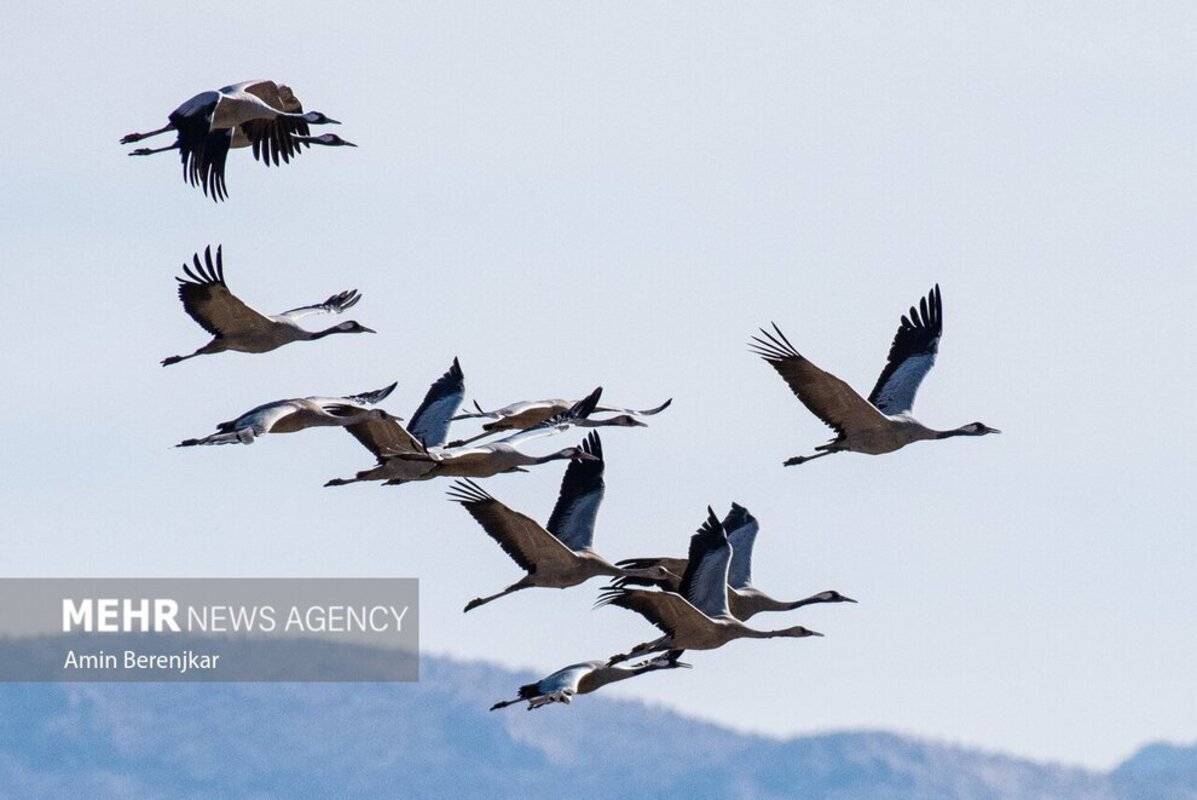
[1,1,1193,769]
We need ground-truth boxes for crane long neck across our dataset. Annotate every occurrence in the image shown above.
[575,416,627,429]
[308,326,347,340]
[746,593,806,612]
[935,424,982,439]
[778,592,832,611]
[532,450,573,465]
[740,624,808,640]
[616,565,666,581]
[739,626,775,640]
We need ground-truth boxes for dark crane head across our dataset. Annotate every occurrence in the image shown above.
[337,321,376,335]
[308,133,357,147]
[645,565,677,581]
[554,446,601,463]
[813,590,857,604]
[939,421,1001,439]
[778,626,823,639]
[301,111,341,125]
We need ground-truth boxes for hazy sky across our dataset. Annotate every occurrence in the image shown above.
[1,1,1193,770]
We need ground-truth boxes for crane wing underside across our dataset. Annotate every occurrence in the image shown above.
[545,432,605,551]
[867,285,943,415]
[724,507,760,590]
[679,509,733,619]
[407,359,466,448]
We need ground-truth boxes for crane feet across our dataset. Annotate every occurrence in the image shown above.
[606,647,644,664]
[463,598,484,613]
[784,450,834,466]
[120,132,144,144]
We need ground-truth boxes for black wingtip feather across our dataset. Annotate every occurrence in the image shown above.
[678,507,727,589]
[581,430,602,460]
[722,502,755,532]
[593,586,626,609]
[446,478,494,505]
[572,387,602,419]
[749,324,802,363]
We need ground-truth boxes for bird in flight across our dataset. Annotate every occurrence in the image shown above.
[489,651,690,711]
[751,285,999,466]
[162,245,373,366]
[121,79,354,201]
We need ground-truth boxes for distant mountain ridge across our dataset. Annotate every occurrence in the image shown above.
[0,650,1192,799]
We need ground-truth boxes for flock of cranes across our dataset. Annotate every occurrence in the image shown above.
[134,80,999,712]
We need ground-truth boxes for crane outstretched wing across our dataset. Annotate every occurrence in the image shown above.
[546,432,605,551]
[447,480,578,574]
[612,557,686,592]
[343,382,398,407]
[724,503,759,590]
[593,398,673,417]
[678,508,733,619]
[407,358,466,448]
[596,587,716,639]
[751,324,888,433]
[240,80,308,167]
[342,416,425,462]
[275,290,362,322]
[176,246,272,337]
[867,285,943,415]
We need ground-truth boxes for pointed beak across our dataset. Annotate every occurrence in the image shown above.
[343,139,358,147]
[326,117,342,125]
[675,661,693,669]
[576,452,601,462]
[361,326,376,334]
[987,426,1002,434]
[842,595,858,604]
[808,630,825,637]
